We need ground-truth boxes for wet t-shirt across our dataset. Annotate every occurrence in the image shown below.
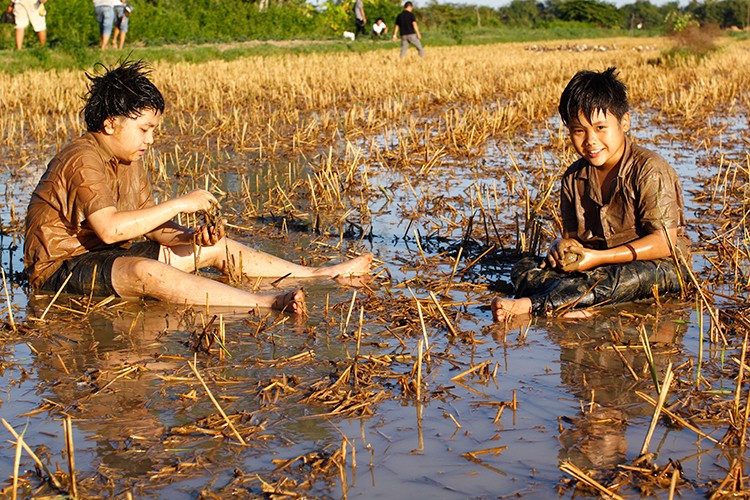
[24,133,154,288]
[560,139,691,257]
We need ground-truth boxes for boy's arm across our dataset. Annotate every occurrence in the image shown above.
[413,21,421,38]
[560,227,678,272]
[392,25,399,39]
[85,189,218,245]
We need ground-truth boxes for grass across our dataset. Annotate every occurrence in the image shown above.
[0,25,662,74]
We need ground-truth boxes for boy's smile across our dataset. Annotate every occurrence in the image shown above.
[568,109,630,172]
[101,108,162,164]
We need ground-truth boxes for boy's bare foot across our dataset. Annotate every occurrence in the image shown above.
[560,309,595,319]
[334,273,372,287]
[317,253,373,278]
[490,296,532,322]
[271,288,306,314]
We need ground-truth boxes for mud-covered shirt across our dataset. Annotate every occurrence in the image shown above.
[24,133,154,288]
[560,139,691,256]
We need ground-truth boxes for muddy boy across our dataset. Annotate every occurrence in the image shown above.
[491,67,690,321]
[24,60,372,313]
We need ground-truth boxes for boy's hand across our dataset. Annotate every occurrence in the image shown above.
[545,238,582,269]
[559,246,601,273]
[192,218,226,247]
[178,189,220,214]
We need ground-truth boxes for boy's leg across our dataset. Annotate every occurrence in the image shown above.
[535,259,684,315]
[111,256,305,312]
[492,258,685,321]
[159,237,373,280]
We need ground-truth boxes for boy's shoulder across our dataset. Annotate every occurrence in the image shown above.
[624,143,678,179]
[55,134,104,163]
[628,142,667,161]
[562,141,676,179]
[48,133,114,179]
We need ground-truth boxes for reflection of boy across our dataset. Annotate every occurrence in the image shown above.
[24,61,373,313]
[491,67,690,321]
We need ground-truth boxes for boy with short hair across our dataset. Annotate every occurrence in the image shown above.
[372,17,387,37]
[491,67,690,321]
[392,1,423,58]
[24,60,372,313]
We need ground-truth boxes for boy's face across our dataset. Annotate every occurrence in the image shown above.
[568,109,630,171]
[102,108,161,164]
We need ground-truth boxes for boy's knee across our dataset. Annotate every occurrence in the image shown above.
[113,256,158,283]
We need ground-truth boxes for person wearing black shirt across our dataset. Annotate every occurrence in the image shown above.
[392,1,424,57]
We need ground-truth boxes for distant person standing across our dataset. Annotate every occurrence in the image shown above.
[392,1,423,58]
[353,0,366,38]
[12,0,48,49]
[92,0,115,50]
[111,0,131,49]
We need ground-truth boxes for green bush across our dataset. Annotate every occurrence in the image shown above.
[0,0,744,55]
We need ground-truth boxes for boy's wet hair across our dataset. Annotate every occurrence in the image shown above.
[83,60,165,132]
[558,67,628,127]
[404,1,413,8]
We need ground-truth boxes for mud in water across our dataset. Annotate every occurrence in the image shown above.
[1,43,750,498]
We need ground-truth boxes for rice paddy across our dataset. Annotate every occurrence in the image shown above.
[1,35,750,497]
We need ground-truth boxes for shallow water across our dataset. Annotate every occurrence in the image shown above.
[0,105,746,498]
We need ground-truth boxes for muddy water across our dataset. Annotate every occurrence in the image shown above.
[0,109,743,498]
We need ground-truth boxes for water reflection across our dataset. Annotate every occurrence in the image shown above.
[21,296,355,492]
[545,304,689,470]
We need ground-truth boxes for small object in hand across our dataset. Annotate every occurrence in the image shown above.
[193,202,222,245]
[560,249,583,272]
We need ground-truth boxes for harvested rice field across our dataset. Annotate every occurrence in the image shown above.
[2,36,750,498]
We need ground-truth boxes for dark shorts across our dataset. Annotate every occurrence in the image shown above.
[40,240,161,298]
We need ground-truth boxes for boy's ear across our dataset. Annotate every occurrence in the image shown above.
[620,112,631,133]
[103,116,118,135]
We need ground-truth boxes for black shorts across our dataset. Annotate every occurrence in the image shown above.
[40,240,161,297]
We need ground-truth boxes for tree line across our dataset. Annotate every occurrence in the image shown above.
[1,0,746,50]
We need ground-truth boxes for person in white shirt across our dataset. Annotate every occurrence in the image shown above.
[92,0,115,50]
[10,0,48,49]
[372,17,387,37]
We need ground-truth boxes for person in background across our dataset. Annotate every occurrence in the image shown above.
[371,17,387,38]
[92,0,115,50]
[11,0,47,49]
[353,0,366,38]
[392,1,423,58]
[111,0,131,49]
